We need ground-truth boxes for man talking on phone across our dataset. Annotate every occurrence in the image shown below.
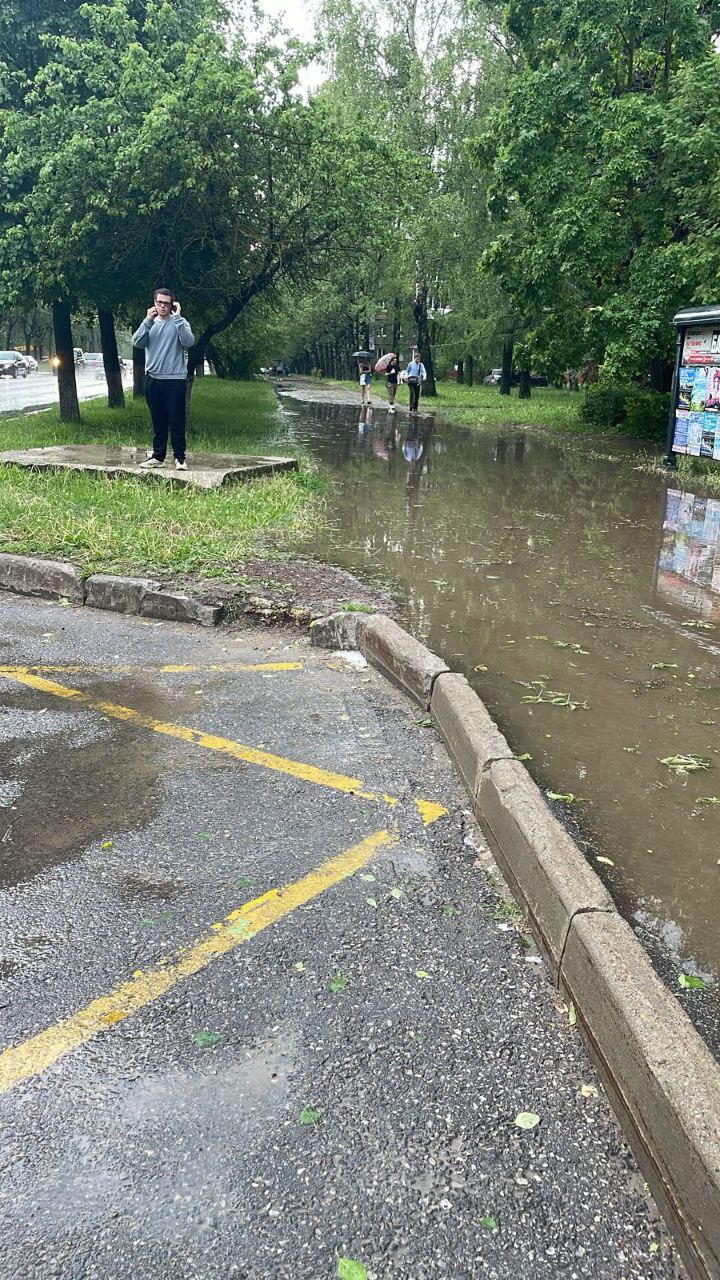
[132,287,195,471]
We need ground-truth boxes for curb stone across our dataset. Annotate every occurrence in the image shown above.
[358,614,448,707]
[85,574,160,615]
[139,589,223,627]
[477,756,614,979]
[561,911,720,1280]
[311,610,720,1280]
[0,554,85,604]
[309,610,362,650]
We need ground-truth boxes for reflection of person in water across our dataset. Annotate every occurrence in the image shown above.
[402,428,424,463]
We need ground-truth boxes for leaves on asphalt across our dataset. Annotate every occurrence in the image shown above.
[328,971,350,992]
[440,905,457,917]
[389,887,403,900]
[299,1106,321,1125]
[567,1002,577,1026]
[366,897,378,908]
[581,1083,599,1098]
[101,839,113,849]
[359,872,375,882]
[293,961,306,972]
[678,972,707,990]
[235,875,256,888]
[479,1215,497,1230]
[192,1030,222,1048]
[415,969,430,979]
[514,1111,540,1130]
[337,1259,367,1280]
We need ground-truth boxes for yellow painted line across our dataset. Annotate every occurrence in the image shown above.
[23,662,303,675]
[0,666,448,820]
[0,828,396,1095]
[0,667,390,803]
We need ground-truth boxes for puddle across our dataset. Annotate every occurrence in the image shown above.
[279,392,720,1054]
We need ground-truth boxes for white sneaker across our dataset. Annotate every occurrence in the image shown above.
[139,456,165,469]
[175,460,188,471]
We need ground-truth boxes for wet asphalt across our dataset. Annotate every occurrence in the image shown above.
[0,594,685,1280]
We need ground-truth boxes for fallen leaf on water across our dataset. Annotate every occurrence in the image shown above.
[337,1260,367,1280]
[514,1111,540,1130]
[299,1106,321,1125]
[546,791,581,804]
[474,663,488,672]
[660,754,710,775]
[678,972,707,990]
[192,1030,222,1048]
[651,662,678,670]
[697,796,720,805]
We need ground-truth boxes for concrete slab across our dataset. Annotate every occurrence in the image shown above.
[0,444,297,490]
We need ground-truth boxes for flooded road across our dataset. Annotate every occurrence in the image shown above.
[277,387,720,1053]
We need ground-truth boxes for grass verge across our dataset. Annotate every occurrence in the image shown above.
[0,379,325,578]
[327,378,583,432]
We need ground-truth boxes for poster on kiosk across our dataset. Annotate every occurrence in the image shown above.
[668,310,720,460]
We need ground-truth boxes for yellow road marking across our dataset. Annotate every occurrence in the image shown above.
[23,662,303,675]
[0,667,448,821]
[0,829,396,1095]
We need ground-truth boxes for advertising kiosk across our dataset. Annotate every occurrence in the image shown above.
[664,303,720,466]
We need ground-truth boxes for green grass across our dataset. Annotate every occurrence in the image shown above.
[0,379,325,577]
[326,376,583,431]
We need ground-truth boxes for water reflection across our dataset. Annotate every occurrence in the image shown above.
[279,391,720,1053]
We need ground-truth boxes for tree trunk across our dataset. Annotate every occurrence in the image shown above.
[456,359,464,385]
[500,339,513,396]
[132,345,146,399]
[391,297,401,354]
[412,289,437,397]
[98,307,125,409]
[467,354,474,387]
[52,299,80,422]
[518,368,531,399]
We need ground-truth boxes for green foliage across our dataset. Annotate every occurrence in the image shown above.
[580,384,670,439]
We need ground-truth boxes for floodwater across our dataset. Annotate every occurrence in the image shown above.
[275,389,720,1054]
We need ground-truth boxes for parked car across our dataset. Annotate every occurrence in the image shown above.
[0,350,29,378]
[82,353,105,377]
[73,347,85,366]
[483,368,548,387]
[15,352,38,373]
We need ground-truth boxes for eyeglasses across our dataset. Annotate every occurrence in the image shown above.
[155,299,172,306]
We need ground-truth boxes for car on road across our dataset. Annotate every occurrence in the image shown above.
[483,368,548,387]
[15,352,38,373]
[0,350,29,378]
[80,353,131,378]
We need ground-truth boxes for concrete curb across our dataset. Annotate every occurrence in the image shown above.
[311,610,720,1280]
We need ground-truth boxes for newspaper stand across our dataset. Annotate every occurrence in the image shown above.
[664,303,720,467]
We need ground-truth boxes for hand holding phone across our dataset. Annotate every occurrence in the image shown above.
[146,305,158,320]
[172,301,181,315]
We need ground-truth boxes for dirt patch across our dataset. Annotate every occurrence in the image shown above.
[163,554,396,627]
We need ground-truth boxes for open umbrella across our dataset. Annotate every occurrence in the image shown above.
[374,352,397,373]
[351,349,372,359]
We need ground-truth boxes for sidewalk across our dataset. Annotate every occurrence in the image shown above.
[0,592,683,1279]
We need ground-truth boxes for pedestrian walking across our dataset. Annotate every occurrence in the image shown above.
[358,358,373,407]
[384,356,400,411]
[132,287,195,471]
[405,348,426,413]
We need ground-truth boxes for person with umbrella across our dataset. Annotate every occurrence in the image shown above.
[375,352,399,412]
[405,347,426,414]
[352,349,374,407]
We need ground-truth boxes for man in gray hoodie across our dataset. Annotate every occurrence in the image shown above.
[132,287,195,471]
